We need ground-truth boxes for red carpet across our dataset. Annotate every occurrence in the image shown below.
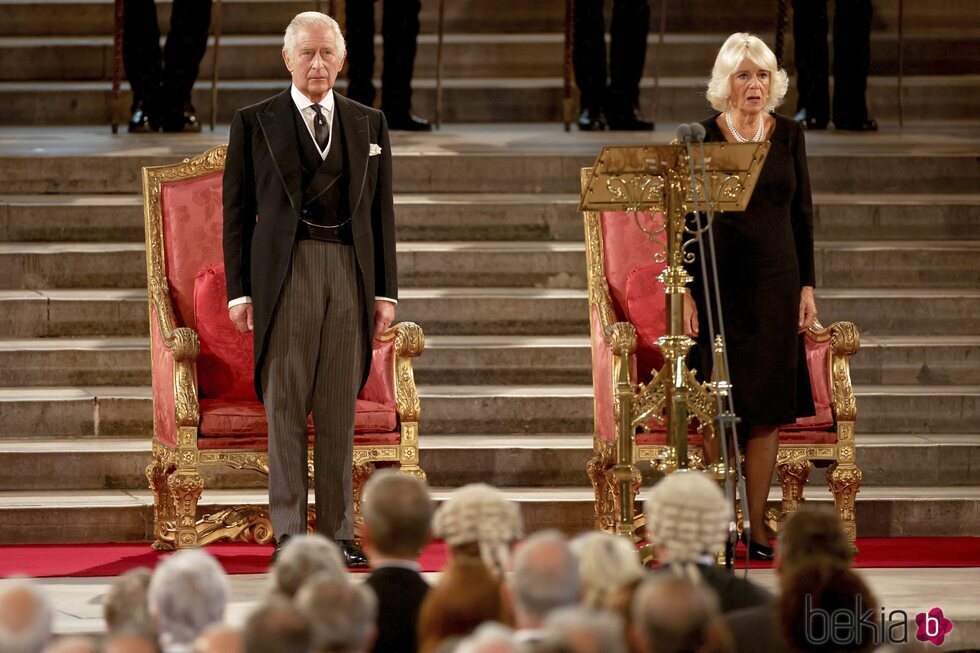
[0,538,976,579]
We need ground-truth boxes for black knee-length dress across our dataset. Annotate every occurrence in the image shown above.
[689,112,816,427]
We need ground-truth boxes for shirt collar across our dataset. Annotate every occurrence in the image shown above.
[290,84,334,115]
[373,559,422,572]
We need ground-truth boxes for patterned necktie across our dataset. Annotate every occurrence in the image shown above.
[311,104,329,152]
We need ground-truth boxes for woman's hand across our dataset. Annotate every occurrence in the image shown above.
[799,286,818,332]
[683,293,699,338]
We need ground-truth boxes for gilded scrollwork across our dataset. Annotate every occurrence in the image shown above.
[776,460,812,514]
[608,322,637,357]
[195,507,275,546]
[827,462,863,539]
[199,451,271,475]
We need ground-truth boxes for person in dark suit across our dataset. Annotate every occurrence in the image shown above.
[792,0,878,131]
[362,470,434,653]
[573,0,653,131]
[222,10,398,568]
[346,0,431,131]
[123,0,213,132]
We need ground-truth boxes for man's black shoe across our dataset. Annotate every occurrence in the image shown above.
[128,103,158,133]
[606,109,654,131]
[835,117,878,132]
[269,533,291,565]
[577,109,605,131]
[794,107,828,130]
[336,539,369,568]
[387,115,431,132]
[160,109,202,133]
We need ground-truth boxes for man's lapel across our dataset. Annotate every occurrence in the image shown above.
[334,93,370,215]
[257,88,302,216]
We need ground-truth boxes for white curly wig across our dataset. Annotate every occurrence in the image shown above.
[432,483,523,574]
[706,32,788,112]
[644,471,729,581]
[570,531,645,608]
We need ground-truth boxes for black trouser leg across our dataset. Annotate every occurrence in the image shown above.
[379,0,421,119]
[123,0,162,112]
[161,0,212,116]
[346,0,377,106]
[832,0,872,124]
[792,0,830,121]
[573,0,607,114]
[606,0,649,118]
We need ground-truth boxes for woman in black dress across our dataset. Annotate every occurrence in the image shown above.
[684,33,819,559]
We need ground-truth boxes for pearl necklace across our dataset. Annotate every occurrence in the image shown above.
[725,111,765,143]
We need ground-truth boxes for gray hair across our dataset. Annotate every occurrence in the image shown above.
[0,579,53,653]
[705,32,788,112]
[295,575,377,652]
[283,12,346,58]
[432,484,523,574]
[510,530,580,622]
[103,567,153,634]
[363,469,433,558]
[454,623,518,653]
[271,534,348,598]
[631,576,720,653]
[570,531,644,608]
[148,550,229,648]
[541,607,627,653]
[243,596,310,653]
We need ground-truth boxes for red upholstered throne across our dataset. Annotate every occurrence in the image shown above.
[582,179,863,543]
[142,146,425,550]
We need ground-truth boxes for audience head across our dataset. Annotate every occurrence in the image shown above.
[706,32,789,112]
[777,508,853,572]
[540,607,627,653]
[39,638,95,653]
[630,575,726,653]
[570,531,644,609]
[102,628,159,653]
[0,579,53,653]
[509,530,580,629]
[778,557,878,653]
[454,623,518,653]
[417,556,509,651]
[362,469,433,560]
[295,574,376,653]
[103,567,153,635]
[432,484,523,575]
[271,534,348,598]
[644,471,728,578]
[148,550,229,650]
[192,624,242,653]
[242,596,310,653]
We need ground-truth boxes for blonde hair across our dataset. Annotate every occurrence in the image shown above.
[706,32,788,112]
[283,11,346,58]
[570,531,645,608]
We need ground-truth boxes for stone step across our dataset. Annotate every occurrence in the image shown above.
[1,75,979,126]
[0,432,976,492]
[4,239,976,290]
[0,484,975,543]
[1,383,977,439]
[2,192,978,244]
[2,143,976,195]
[1,333,977,389]
[2,31,976,82]
[2,287,979,337]
[0,0,975,36]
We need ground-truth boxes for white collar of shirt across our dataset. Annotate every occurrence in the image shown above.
[290,84,334,159]
[373,559,422,572]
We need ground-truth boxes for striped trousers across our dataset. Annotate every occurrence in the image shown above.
[261,239,364,540]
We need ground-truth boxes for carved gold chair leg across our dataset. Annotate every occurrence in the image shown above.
[167,470,205,548]
[146,452,177,551]
[827,460,863,545]
[587,445,616,532]
[776,458,813,515]
[397,422,426,482]
[352,460,376,538]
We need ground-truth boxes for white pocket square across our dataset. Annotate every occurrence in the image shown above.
[369,143,382,156]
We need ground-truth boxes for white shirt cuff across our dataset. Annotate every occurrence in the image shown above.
[228,296,252,309]
[375,296,397,304]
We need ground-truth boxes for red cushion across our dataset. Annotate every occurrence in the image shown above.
[625,262,667,373]
[194,264,258,401]
[782,338,834,431]
[198,431,401,450]
[600,211,667,319]
[198,398,398,439]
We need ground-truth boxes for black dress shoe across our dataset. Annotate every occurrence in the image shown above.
[606,109,654,131]
[577,109,605,132]
[128,104,158,133]
[387,115,432,131]
[270,533,291,564]
[336,539,369,568]
[834,117,878,132]
[794,107,828,131]
[160,108,202,133]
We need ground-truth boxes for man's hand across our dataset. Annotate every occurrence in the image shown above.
[799,285,818,332]
[230,303,254,333]
[374,300,396,338]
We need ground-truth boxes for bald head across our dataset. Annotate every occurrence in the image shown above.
[510,531,580,627]
[0,580,53,653]
[631,576,720,653]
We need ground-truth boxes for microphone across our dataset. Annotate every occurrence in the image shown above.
[675,123,692,143]
[690,122,706,143]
